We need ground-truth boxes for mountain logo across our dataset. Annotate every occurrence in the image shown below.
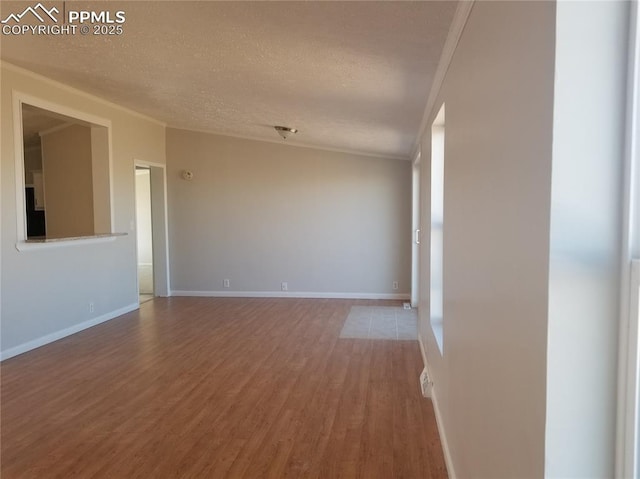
[1,3,59,24]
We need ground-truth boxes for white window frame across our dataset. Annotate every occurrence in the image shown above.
[430,103,445,355]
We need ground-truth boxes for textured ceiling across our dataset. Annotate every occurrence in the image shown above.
[1,1,457,159]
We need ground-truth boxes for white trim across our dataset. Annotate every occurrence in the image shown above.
[15,91,113,130]
[431,385,456,479]
[170,290,410,300]
[134,160,166,169]
[413,149,421,167]
[418,336,456,479]
[12,90,116,243]
[411,154,422,308]
[168,126,409,162]
[409,0,474,160]
[1,61,166,127]
[159,165,171,296]
[13,92,27,242]
[134,159,171,298]
[133,161,147,301]
[107,127,115,233]
[617,1,640,477]
[15,235,121,252]
[0,302,139,361]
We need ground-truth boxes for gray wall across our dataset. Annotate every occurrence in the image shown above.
[418,2,556,477]
[1,65,166,357]
[167,128,411,297]
[41,124,94,238]
[23,145,42,184]
[418,1,630,477]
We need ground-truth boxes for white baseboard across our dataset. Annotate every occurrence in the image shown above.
[0,302,139,361]
[419,336,456,479]
[431,384,457,479]
[170,290,410,300]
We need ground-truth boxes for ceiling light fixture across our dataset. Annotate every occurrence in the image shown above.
[274,126,298,140]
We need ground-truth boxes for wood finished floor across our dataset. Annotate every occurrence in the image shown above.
[1,298,447,479]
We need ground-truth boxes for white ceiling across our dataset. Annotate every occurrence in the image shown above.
[1,1,457,159]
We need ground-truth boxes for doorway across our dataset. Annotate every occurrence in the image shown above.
[134,161,170,303]
[411,153,421,308]
[135,167,154,303]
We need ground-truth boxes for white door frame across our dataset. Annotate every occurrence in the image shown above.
[616,1,640,476]
[133,160,170,299]
[411,151,421,308]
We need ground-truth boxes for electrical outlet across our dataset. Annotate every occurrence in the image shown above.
[419,368,431,398]
[223,279,230,288]
[392,281,399,290]
[89,302,94,313]
[281,282,288,291]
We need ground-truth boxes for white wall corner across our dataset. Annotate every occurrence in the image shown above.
[409,0,475,160]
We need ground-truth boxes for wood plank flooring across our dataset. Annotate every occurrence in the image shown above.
[1,298,447,478]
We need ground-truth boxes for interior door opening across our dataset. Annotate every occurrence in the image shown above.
[411,153,421,308]
[135,167,154,304]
